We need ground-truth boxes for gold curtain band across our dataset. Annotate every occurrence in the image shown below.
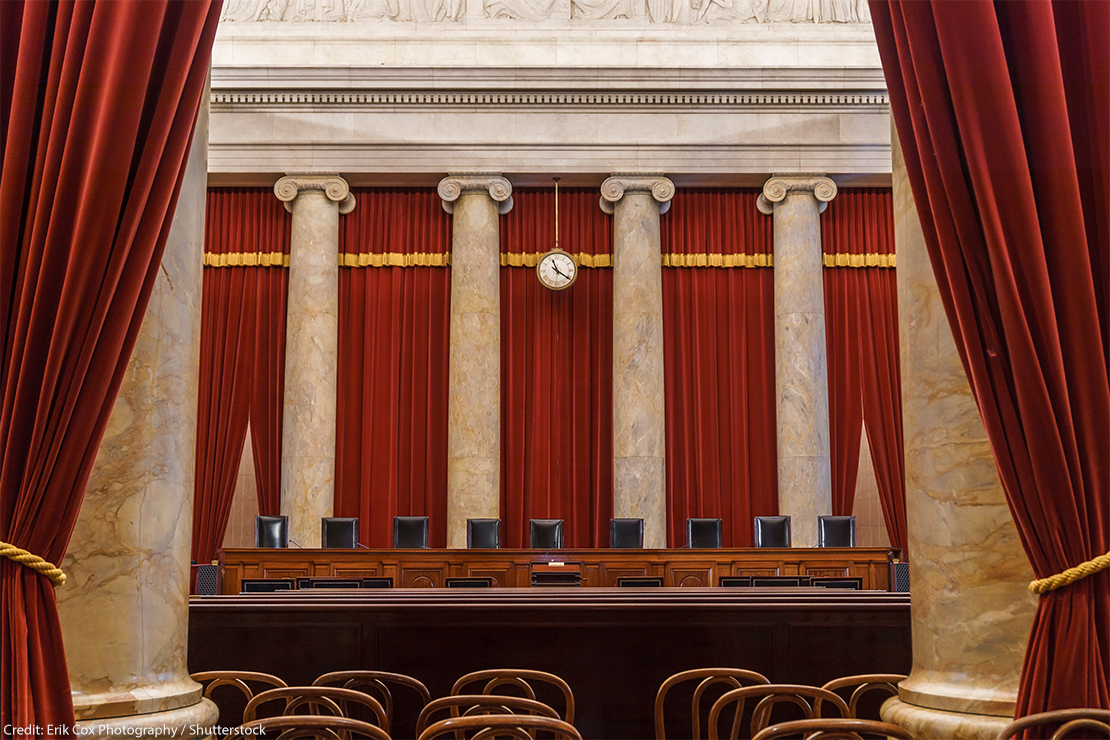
[500,253,612,268]
[0,540,66,587]
[823,253,897,268]
[341,252,450,268]
[662,253,772,268]
[203,252,289,267]
[1029,551,1110,595]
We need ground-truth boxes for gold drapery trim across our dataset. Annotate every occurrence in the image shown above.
[0,540,66,587]
[662,253,772,268]
[203,252,289,267]
[823,253,897,268]
[340,252,449,267]
[500,252,612,268]
[1029,551,1110,595]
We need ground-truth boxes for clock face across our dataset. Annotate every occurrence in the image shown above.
[537,250,578,291]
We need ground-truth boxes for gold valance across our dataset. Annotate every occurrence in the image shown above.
[500,252,612,268]
[203,251,289,267]
[823,253,897,268]
[662,253,772,268]
[340,252,449,267]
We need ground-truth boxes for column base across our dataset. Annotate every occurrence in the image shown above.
[75,699,220,739]
[882,697,1014,740]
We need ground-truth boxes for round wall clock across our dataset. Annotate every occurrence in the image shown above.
[536,248,578,291]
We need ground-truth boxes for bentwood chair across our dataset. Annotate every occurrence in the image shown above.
[467,518,502,548]
[255,515,289,548]
[416,694,560,735]
[686,518,724,549]
[997,709,1110,740]
[418,715,582,740]
[753,516,791,548]
[314,670,432,738]
[610,518,645,548]
[817,516,856,548]
[228,715,391,739]
[654,668,770,740]
[244,686,387,729]
[751,718,915,740]
[451,668,575,725]
[393,516,430,548]
[707,685,849,740]
[190,671,288,737]
[321,517,360,548]
[529,519,565,549]
[818,674,906,720]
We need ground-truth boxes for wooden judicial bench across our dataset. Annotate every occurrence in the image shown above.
[217,546,896,593]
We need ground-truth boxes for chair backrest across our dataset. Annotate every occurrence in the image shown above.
[228,715,391,740]
[322,517,359,549]
[818,674,906,720]
[314,670,432,738]
[997,709,1110,740]
[416,694,560,735]
[418,714,582,740]
[467,518,501,548]
[393,516,430,548]
[191,671,288,736]
[244,686,387,728]
[255,515,288,548]
[810,577,862,590]
[240,578,295,593]
[750,718,915,740]
[817,516,856,548]
[707,684,849,740]
[451,668,575,724]
[610,518,645,548]
[529,519,565,549]
[687,518,723,549]
[753,516,791,548]
[654,668,770,740]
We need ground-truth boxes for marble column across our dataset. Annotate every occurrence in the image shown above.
[757,175,837,547]
[439,174,512,549]
[600,174,674,549]
[273,173,354,548]
[57,84,218,738]
[881,127,1038,739]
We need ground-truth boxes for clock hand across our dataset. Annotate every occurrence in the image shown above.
[553,264,568,279]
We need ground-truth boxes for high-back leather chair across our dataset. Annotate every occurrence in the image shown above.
[753,516,791,548]
[529,519,564,549]
[467,518,501,548]
[255,515,288,549]
[817,515,856,547]
[610,518,644,548]
[686,518,723,549]
[393,516,430,548]
[322,517,359,549]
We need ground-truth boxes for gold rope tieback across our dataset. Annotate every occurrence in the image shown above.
[0,541,67,587]
[1029,551,1110,595]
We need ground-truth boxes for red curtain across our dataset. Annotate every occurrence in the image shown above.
[0,0,219,729]
[661,189,778,548]
[500,188,613,548]
[192,188,290,568]
[872,0,1108,717]
[822,189,908,555]
[335,189,451,548]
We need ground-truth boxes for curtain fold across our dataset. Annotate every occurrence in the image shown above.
[871,0,1108,716]
[192,188,290,568]
[500,188,613,548]
[661,189,778,548]
[0,0,220,728]
[335,189,451,548]
[821,188,908,555]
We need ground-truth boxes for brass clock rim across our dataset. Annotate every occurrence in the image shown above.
[536,248,579,291]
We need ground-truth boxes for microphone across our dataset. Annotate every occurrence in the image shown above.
[288,539,303,548]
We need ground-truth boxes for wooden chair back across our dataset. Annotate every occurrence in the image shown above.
[451,669,575,725]
[228,714,392,739]
[998,709,1110,740]
[707,685,849,740]
[416,695,560,735]
[417,715,581,740]
[315,670,432,736]
[244,686,388,729]
[654,668,770,739]
[751,718,915,740]
[818,674,906,719]
[191,671,289,736]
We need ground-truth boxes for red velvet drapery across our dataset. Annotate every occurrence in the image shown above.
[335,189,452,548]
[0,0,220,728]
[822,188,907,555]
[660,189,778,548]
[872,0,1108,716]
[500,188,613,548]
[192,188,290,567]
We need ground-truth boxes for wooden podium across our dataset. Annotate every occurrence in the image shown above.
[530,560,583,587]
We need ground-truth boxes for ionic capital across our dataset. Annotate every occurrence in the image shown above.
[438,174,514,215]
[274,173,356,214]
[757,174,838,215]
[599,174,675,215]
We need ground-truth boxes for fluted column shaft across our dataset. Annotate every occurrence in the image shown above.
[274,173,354,548]
[881,124,1037,740]
[758,175,836,547]
[439,175,512,548]
[57,86,218,737]
[601,174,674,548]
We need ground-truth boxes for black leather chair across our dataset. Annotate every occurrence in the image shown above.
[753,515,791,548]
[609,518,644,548]
[321,517,359,549]
[529,519,564,549]
[393,516,430,548]
[255,515,289,549]
[686,518,723,549]
[467,518,501,548]
[817,515,856,547]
